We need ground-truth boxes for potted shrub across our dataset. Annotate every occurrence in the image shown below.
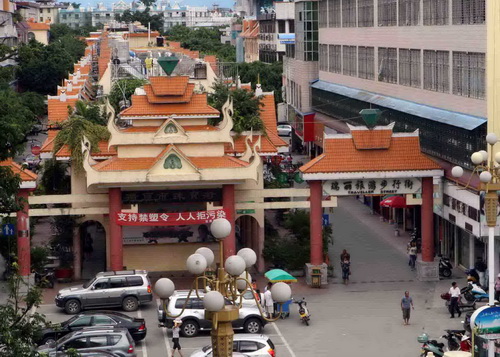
[50,216,77,280]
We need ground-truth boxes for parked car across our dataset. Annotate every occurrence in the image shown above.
[55,270,153,314]
[190,334,276,357]
[277,124,292,137]
[37,311,147,345]
[158,290,266,337]
[37,327,136,357]
[56,351,122,357]
[23,154,41,171]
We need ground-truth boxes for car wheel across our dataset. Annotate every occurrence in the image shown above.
[41,336,57,346]
[64,299,81,314]
[181,320,199,337]
[122,296,139,312]
[244,318,262,334]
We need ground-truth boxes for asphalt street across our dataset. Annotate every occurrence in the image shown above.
[34,196,467,356]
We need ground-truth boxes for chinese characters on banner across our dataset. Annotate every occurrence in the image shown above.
[116,209,228,226]
[323,178,422,196]
[121,189,222,204]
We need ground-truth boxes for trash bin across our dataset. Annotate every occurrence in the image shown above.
[311,267,322,288]
[278,299,292,319]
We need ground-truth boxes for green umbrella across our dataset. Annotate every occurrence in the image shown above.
[265,269,297,283]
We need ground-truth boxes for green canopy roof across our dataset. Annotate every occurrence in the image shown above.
[264,269,297,283]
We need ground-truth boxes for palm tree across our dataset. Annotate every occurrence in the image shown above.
[70,100,108,126]
[53,114,110,173]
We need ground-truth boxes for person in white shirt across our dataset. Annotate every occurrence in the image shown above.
[263,282,274,318]
[448,281,461,318]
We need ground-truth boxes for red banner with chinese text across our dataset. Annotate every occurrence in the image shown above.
[115,209,228,226]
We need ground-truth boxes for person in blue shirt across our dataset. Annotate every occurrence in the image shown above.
[401,291,414,325]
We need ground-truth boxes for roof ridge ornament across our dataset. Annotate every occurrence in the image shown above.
[157,54,179,76]
[360,108,381,129]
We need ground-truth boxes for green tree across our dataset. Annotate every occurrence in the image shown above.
[115,8,164,32]
[53,116,110,173]
[71,100,108,126]
[108,78,147,113]
[39,159,70,195]
[0,264,48,356]
[238,61,284,103]
[208,81,264,133]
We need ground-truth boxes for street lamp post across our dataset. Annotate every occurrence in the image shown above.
[155,218,291,357]
[452,133,499,357]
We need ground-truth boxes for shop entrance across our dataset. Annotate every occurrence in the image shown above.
[80,221,106,279]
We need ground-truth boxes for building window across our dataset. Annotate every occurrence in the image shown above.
[342,0,356,27]
[358,0,374,27]
[295,1,319,62]
[278,20,286,33]
[378,0,397,26]
[399,49,421,87]
[399,0,420,25]
[164,123,178,134]
[342,45,357,76]
[164,154,182,169]
[452,0,485,24]
[289,20,295,32]
[328,0,341,27]
[452,52,485,99]
[423,0,449,25]
[319,44,328,71]
[319,0,328,28]
[358,46,374,80]
[328,44,341,73]
[423,50,450,93]
[378,47,397,83]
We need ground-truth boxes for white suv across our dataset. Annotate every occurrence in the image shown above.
[190,334,276,357]
[158,290,266,337]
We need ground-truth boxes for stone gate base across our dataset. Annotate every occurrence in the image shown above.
[416,260,439,282]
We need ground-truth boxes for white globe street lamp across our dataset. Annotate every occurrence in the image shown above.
[196,247,215,267]
[186,253,208,275]
[225,255,246,276]
[210,218,232,240]
[271,282,292,303]
[237,248,257,268]
[204,291,225,312]
[155,278,175,300]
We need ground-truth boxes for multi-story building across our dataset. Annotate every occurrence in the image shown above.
[311,0,492,272]
[1,0,18,65]
[240,19,259,63]
[258,0,294,63]
[59,4,92,28]
[282,0,319,151]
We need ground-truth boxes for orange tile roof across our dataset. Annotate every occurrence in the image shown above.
[120,93,219,117]
[149,76,189,96]
[0,160,37,182]
[300,134,441,174]
[351,129,393,149]
[143,83,194,104]
[27,22,50,30]
[48,98,78,123]
[93,155,248,171]
[259,94,288,148]
[225,135,277,155]
[40,129,60,153]
[129,31,160,37]
[121,124,219,133]
[55,141,117,158]
[204,55,218,73]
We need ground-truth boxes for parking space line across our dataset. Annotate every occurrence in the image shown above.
[137,310,147,357]
[156,299,172,357]
[271,322,296,357]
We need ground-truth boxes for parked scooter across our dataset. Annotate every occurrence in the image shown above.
[462,281,488,302]
[440,291,476,312]
[34,268,55,288]
[438,255,453,278]
[442,329,466,351]
[293,298,310,326]
[418,333,446,357]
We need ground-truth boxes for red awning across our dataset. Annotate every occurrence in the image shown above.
[380,195,409,209]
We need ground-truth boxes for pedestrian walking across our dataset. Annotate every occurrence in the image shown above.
[263,282,274,318]
[475,257,487,287]
[84,233,93,260]
[340,249,350,262]
[172,319,184,357]
[341,258,351,285]
[408,242,417,270]
[495,274,500,302]
[449,282,461,318]
[401,291,414,325]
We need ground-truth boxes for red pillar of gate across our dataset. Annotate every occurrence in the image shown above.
[222,184,236,259]
[109,188,123,270]
[16,190,30,276]
[421,177,434,262]
[310,180,323,265]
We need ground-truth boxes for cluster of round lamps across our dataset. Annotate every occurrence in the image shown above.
[155,218,292,312]
[452,133,499,182]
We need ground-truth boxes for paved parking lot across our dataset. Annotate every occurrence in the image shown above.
[36,295,297,357]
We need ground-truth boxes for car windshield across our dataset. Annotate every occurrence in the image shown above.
[60,316,78,326]
[83,277,96,289]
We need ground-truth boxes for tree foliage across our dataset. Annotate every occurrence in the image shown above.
[263,210,333,270]
[115,8,164,32]
[39,158,71,195]
[50,23,99,39]
[0,264,48,356]
[208,81,264,133]
[108,78,147,113]
[165,25,236,62]
[17,37,85,94]
[238,61,283,103]
[71,100,108,126]
[53,116,110,173]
